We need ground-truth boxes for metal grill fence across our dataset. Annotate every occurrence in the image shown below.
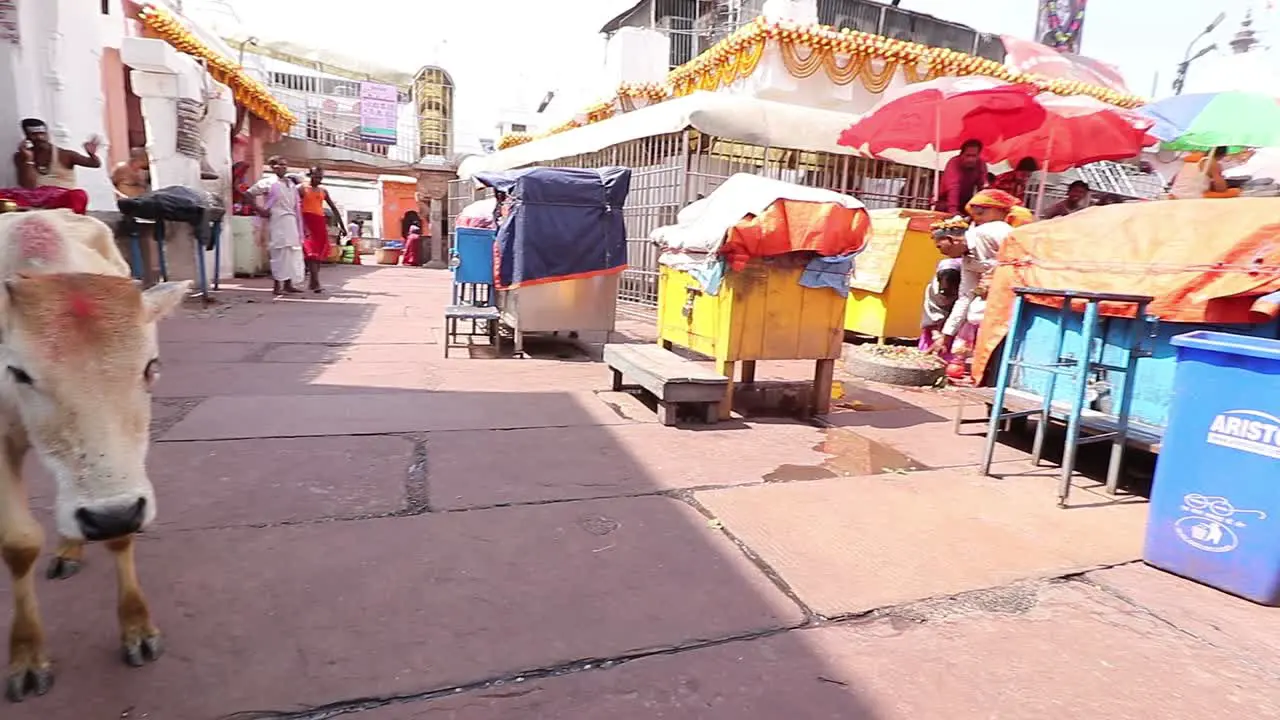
[447,130,937,310]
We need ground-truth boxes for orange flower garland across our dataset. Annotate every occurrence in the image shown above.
[498,133,534,150]
[669,18,1143,108]
[138,4,296,133]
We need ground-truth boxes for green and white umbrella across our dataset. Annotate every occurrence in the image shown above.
[1138,91,1280,150]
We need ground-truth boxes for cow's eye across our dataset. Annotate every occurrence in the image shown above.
[8,366,33,386]
[144,359,161,385]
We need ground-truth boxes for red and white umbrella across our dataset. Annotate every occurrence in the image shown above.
[837,76,1047,156]
[982,93,1155,213]
[983,93,1155,173]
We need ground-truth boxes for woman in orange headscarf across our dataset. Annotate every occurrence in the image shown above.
[929,189,1031,378]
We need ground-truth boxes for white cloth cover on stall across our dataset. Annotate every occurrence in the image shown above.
[653,173,865,268]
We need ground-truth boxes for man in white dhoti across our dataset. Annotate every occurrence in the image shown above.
[250,156,306,295]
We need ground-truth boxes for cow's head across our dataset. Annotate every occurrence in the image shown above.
[0,266,189,542]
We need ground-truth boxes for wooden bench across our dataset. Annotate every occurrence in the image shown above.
[443,305,501,357]
[604,343,729,426]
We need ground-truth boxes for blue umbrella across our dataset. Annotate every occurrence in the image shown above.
[1138,91,1280,150]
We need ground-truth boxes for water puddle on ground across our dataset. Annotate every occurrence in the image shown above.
[763,430,928,482]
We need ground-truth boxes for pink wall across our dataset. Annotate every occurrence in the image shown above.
[101,47,131,169]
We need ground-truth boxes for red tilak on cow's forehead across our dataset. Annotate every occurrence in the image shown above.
[67,292,96,319]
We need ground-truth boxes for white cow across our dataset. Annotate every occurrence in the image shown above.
[0,210,189,702]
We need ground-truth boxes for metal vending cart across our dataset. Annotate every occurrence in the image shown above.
[472,167,632,356]
[965,198,1280,506]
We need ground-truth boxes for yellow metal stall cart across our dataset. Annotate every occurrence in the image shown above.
[655,185,871,420]
[844,209,947,343]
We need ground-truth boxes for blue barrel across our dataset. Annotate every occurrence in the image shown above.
[1143,330,1280,605]
[453,227,496,286]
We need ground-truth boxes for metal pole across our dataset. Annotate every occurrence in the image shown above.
[1034,129,1055,216]
[1175,12,1226,95]
[1173,61,1190,95]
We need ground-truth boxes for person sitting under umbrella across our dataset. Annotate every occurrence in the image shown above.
[1044,181,1093,219]
[1169,147,1243,200]
[934,139,988,215]
[990,157,1039,204]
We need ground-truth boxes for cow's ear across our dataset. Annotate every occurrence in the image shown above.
[141,280,191,322]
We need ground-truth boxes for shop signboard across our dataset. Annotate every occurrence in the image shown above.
[359,82,398,146]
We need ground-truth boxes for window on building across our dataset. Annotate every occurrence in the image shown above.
[102,0,111,14]
[510,123,527,133]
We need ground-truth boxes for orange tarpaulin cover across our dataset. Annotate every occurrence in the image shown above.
[973,198,1280,381]
[721,199,872,271]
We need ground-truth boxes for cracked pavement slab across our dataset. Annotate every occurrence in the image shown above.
[695,467,1148,617]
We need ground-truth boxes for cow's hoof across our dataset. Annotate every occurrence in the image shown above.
[5,664,54,702]
[46,556,81,580]
[122,632,163,667]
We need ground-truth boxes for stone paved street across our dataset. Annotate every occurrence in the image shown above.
[3,265,1277,719]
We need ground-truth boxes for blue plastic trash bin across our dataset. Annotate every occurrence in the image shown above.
[1143,330,1280,605]
[453,227,496,285]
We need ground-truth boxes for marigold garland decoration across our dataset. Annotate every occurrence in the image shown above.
[498,133,533,150]
[495,16,1143,151]
[138,4,296,133]
[669,18,1141,108]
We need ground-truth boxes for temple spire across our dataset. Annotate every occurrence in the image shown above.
[1230,10,1259,54]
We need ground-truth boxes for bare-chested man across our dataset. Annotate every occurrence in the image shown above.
[111,148,150,199]
[3,117,100,213]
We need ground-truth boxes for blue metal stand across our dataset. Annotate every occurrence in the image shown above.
[980,287,1155,508]
[126,219,167,282]
[192,220,222,302]
[211,219,222,291]
[444,229,500,357]
[155,221,169,281]
[128,223,146,281]
[126,219,221,302]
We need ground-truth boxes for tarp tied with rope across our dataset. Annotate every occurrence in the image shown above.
[973,198,1280,381]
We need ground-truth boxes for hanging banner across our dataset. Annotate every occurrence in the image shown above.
[359,82,398,146]
[1035,0,1088,54]
[0,0,19,46]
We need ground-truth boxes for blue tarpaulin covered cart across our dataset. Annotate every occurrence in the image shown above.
[473,166,632,355]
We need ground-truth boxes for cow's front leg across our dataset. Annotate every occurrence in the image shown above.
[2,442,52,701]
[3,540,52,702]
[3,533,51,702]
[107,536,162,667]
[46,536,84,580]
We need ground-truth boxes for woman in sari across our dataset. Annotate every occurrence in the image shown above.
[929,189,1031,380]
